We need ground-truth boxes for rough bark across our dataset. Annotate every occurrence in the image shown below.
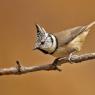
[0,53,95,76]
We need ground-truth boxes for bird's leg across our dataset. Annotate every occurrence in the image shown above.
[52,57,66,66]
[68,51,76,64]
[68,53,73,64]
[52,57,62,66]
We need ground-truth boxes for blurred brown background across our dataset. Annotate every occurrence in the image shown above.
[0,0,95,95]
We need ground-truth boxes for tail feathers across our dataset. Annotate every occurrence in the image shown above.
[86,21,95,30]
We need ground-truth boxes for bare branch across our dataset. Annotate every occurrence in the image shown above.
[0,53,95,76]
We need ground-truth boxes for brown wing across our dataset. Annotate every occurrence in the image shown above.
[53,26,87,47]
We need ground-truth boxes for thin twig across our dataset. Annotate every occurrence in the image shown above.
[0,53,95,76]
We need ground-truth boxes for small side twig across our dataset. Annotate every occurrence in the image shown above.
[16,60,22,74]
[0,53,95,76]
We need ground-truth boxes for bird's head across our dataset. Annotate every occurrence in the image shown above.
[33,24,57,54]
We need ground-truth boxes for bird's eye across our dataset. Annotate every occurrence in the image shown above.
[41,41,45,45]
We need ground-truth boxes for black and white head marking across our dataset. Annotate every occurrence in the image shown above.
[34,24,58,54]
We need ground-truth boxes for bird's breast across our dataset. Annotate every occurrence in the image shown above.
[52,46,73,58]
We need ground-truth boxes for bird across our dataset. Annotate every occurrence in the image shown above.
[33,21,95,61]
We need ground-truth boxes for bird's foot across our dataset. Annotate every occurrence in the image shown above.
[68,53,74,64]
[53,57,66,66]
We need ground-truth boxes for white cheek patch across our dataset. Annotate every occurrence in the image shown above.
[45,37,52,47]
[40,34,57,53]
[40,37,52,49]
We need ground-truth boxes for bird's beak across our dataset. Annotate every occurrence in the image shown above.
[33,47,37,50]
[32,47,37,50]
[32,45,39,50]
